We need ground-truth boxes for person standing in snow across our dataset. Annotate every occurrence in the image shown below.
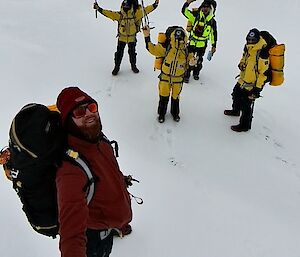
[56,86,133,257]
[224,28,270,132]
[181,0,217,83]
[142,25,188,123]
[93,0,159,76]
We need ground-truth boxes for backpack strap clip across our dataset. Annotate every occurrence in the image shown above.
[66,149,96,204]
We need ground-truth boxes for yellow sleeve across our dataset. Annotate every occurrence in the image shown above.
[147,42,166,57]
[99,9,121,21]
[135,4,156,20]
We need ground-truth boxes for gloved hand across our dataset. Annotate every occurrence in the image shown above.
[189,54,199,66]
[248,87,262,99]
[238,62,246,71]
[93,2,99,10]
[154,0,159,5]
[142,25,150,37]
[124,175,140,187]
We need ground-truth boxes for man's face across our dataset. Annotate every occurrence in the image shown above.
[122,0,131,11]
[201,5,211,15]
[71,102,102,141]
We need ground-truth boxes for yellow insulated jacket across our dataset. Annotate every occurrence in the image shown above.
[238,37,269,90]
[146,30,188,84]
[98,3,157,43]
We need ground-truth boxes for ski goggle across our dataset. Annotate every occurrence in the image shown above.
[72,102,98,119]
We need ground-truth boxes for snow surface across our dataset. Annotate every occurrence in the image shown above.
[1,0,300,257]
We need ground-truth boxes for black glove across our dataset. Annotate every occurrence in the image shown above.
[124,175,132,187]
[124,175,140,187]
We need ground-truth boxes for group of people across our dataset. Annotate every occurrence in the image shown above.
[54,1,275,257]
[93,0,271,132]
[94,0,218,123]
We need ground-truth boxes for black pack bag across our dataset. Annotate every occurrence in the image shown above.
[260,31,277,53]
[6,103,96,238]
[8,103,65,237]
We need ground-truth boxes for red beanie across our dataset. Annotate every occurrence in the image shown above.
[56,87,96,126]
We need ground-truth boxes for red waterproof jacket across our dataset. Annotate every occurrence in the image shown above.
[56,133,132,257]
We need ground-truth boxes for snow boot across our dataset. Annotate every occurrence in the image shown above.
[157,96,169,121]
[131,64,140,73]
[112,51,123,76]
[173,115,180,122]
[129,47,139,73]
[171,98,180,122]
[183,77,189,83]
[224,110,240,116]
[193,74,199,80]
[231,124,249,132]
[112,66,120,76]
[158,115,165,123]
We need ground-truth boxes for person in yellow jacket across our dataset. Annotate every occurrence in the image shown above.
[142,25,188,123]
[181,0,217,82]
[93,0,159,76]
[224,28,270,132]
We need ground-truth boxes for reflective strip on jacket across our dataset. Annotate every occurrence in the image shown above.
[56,134,132,257]
[182,5,217,48]
[238,37,269,90]
[99,4,157,43]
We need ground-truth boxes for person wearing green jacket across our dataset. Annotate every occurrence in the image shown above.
[94,0,159,75]
[181,0,217,82]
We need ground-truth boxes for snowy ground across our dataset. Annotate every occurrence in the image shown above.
[1,0,300,257]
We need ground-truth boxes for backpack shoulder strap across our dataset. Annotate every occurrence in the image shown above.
[65,149,96,204]
[101,134,119,157]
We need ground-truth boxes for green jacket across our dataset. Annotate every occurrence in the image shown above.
[181,2,217,48]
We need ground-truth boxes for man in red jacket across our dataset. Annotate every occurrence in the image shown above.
[56,86,132,257]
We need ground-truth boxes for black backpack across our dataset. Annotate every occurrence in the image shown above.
[2,103,95,238]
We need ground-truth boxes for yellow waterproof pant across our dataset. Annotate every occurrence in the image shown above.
[158,80,183,99]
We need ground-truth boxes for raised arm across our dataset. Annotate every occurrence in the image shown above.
[142,26,165,57]
[93,2,121,21]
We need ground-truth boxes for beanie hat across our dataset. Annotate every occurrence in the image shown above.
[200,0,212,8]
[246,28,260,44]
[56,87,96,126]
[122,0,132,8]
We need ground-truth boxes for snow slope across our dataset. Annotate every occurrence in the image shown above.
[1,0,299,257]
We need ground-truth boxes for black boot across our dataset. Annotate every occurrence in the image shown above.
[129,44,139,73]
[112,50,123,76]
[171,98,180,122]
[231,124,249,132]
[157,96,169,123]
[112,66,120,76]
[193,73,199,80]
[131,64,139,73]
